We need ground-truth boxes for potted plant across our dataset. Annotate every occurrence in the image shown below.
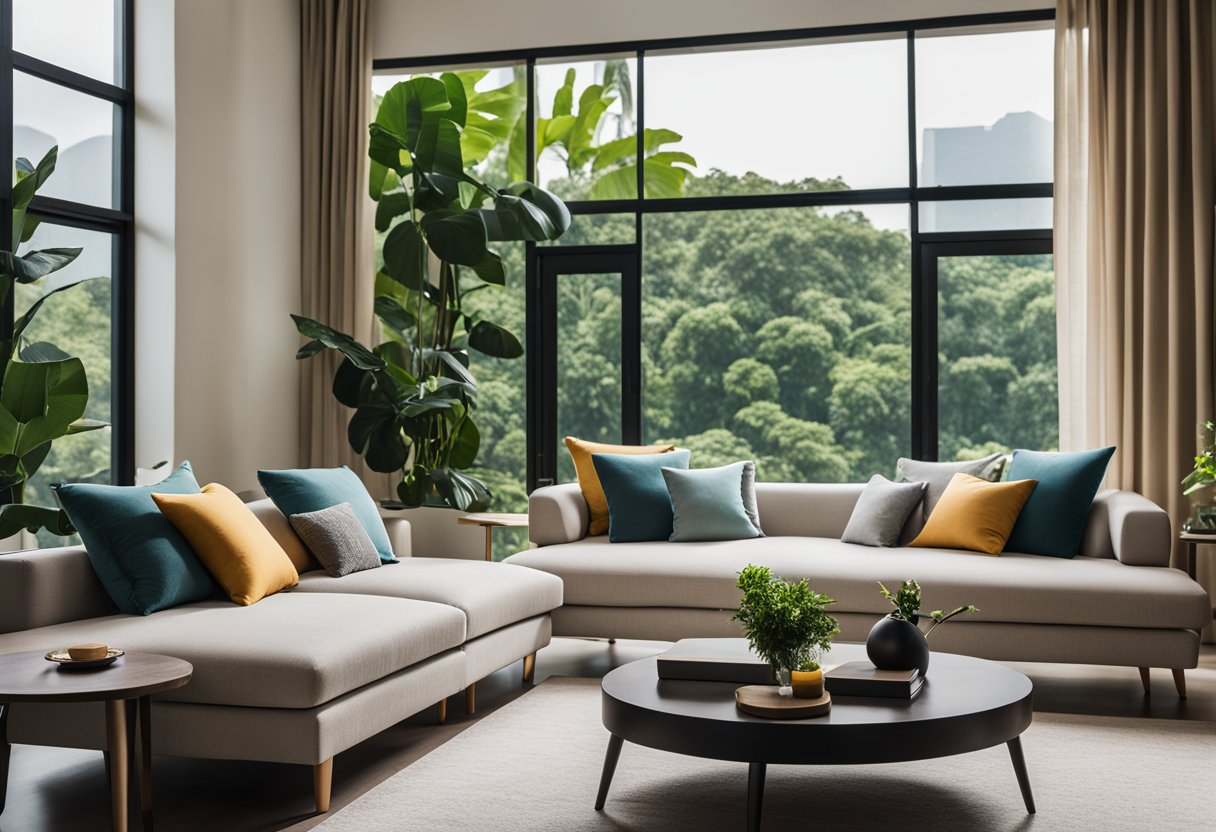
[0,146,107,545]
[867,580,978,676]
[1182,420,1216,532]
[293,74,570,512]
[731,564,839,697]
[790,660,825,699]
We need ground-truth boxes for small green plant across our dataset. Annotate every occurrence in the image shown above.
[732,564,839,674]
[797,660,821,672]
[1182,420,1216,496]
[877,580,978,637]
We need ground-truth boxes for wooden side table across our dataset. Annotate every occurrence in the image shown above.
[457,512,530,561]
[1179,531,1215,580]
[0,651,192,831]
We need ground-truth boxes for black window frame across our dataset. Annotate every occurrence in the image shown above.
[374,8,1056,492]
[0,0,136,486]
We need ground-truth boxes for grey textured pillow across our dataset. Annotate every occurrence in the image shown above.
[289,502,382,578]
[896,452,1006,522]
[841,476,927,547]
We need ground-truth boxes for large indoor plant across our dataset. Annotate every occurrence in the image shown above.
[867,580,978,676]
[1181,420,1216,532]
[293,74,570,511]
[731,564,839,696]
[0,147,106,539]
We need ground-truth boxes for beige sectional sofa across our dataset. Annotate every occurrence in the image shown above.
[0,499,563,812]
[510,482,1211,695]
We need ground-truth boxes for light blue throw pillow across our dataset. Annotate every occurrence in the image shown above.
[1004,447,1116,558]
[55,461,216,615]
[257,466,397,563]
[663,461,764,542]
[592,450,691,542]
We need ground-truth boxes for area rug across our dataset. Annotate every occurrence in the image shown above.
[316,678,1215,831]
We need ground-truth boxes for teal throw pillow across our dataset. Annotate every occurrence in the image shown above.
[55,461,215,615]
[1004,447,1116,558]
[257,466,397,563]
[663,461,764,542]
[592,450,691,543]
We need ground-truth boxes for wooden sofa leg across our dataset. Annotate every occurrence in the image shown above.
[1172,668,1187,699]
[313,758,333,814]
[437,698,448,724]
[1138,667,1151,696]
[522,652,536,686]
[465,683,476,715]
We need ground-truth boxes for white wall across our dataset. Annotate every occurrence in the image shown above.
[171,0,301,491]
[371,0,1051,59]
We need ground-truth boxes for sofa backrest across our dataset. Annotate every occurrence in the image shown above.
[0,546,117,633]
[753,483,865,537]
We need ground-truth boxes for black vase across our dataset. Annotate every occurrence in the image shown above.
[866,614,930,677]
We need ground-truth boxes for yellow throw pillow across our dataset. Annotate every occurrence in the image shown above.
[153,483,300,605]
[908,473,1037,556]
[565,437,676,535]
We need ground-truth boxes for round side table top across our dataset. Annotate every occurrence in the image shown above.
[602,641,1033,766]
[0,650,193,703]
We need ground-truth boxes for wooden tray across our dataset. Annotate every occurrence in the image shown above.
[735,685,831,719]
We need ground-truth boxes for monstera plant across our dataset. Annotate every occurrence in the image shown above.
[0,146,107,538]
[293,74,570,511]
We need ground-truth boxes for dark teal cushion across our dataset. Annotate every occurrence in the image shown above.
[257,466,397,563]
[592,450,691,542]
[55,461,215,615]
[1005,447,1116,558]
[663,462,764,542]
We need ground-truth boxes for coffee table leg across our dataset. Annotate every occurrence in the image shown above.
[138,696,153,831]
[594,733,624,811]
[1007,736,1035,814]
[104,699,129,832]
[746,762,766,832]
[0,703,10,815]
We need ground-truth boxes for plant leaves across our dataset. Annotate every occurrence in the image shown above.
[448,416,480,469]
[0,357,90,458]
[469,251,506,286]
[0,248,82,284]
[382,221,427,291]
[0,503,75,538]
[467,320,523,358]
[429,467,491,511]
[420,210,487,266]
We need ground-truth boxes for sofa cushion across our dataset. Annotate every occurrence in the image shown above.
[594,450,691,542]
[664,462,763,542]
[505,536,1211,631]
[909,474,1037,555]
[293,557,563,639]
[897,453,1006,521]
[1005,447,1116,558]
[565,437,677,535]
[840,475,926,547]
[258,466,397,564]
[0,593,465,708]
[289,502,383,578]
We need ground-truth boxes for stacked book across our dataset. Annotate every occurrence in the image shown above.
[824,661,924,699]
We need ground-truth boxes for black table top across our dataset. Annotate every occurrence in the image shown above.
[601,641,1033,765]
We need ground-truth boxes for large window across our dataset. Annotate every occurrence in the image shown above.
[374,10,1057,509]
[3,0,135,523]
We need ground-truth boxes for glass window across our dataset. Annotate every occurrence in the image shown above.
[535,56,637,200]
[645,37,909,199]
[643,205,911,481]
[538,212,635,246]
[916,26,1054,187]
[13,0,122,85]
[919,198,1052,232]
[938,253,1057,458]
[14,71,117,208]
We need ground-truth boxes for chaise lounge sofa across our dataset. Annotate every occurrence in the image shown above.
[509,482,1211,696]
[0,499,563,812]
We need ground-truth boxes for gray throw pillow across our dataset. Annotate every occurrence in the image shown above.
[841,475,927,547]
[896,452,1006,523]
[662,461,764,542]
[289,502,382,578]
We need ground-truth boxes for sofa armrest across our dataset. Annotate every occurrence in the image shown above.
[529,483,589,546]
[1091,489,1172,567]
[382,516,412,557]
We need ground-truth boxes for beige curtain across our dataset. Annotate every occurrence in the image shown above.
[299,0,385,487]
[1055,0,1216,630]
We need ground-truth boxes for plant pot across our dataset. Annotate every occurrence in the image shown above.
[866,614,930,677]
[791,668,824,699]
[1184,481,1216,532]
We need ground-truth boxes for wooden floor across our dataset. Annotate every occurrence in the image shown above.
[2,639,1214,832]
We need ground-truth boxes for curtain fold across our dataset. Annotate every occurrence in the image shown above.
[1055,0,1216,628]
[299,0,383,486]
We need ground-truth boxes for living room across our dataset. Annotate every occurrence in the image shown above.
[0,0,1213,829]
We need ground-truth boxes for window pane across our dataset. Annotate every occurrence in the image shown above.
[535,57,637,201]
[14,72,116,207]
[13,0,121,85]
[919,198,1052,232]
[643,206,911,481]
[916,26,1053,186]
[645,37,908,199]
[557,274,623,482]
[938,254,1058,458]
[538,212,635,246]
[14,225,114,543]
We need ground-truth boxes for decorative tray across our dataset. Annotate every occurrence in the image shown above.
[735,685,831,719]
[45,648,125,670]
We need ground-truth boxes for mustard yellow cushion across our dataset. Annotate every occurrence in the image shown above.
[565,437,676,535]
[153,484,300,605]
[908,473,1037,556]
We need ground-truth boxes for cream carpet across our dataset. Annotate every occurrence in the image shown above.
[316,678,1216,831]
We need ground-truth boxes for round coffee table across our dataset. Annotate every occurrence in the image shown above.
[596,641,1034,831]
[0,650,192,831]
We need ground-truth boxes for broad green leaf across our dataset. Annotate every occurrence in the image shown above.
[421,210,488,266]
[480,183,571,242]
[291,315,385,371]
[440,72,468,128]
[423,348,476,385]
[374,192,412,232]
[333,357,369,408]
[0,357,90,457]
[643,158,689,198]
[0,248,82,284]
[469,251,506,286]
[397,464,430,507]
[429,467,491,511]
[64,419,107,435]
[12,146,58,244]
[467,320,523,358]
[382,221,426,291]
[374,295,417,341]
[587,166,637,200]
[12,277,99,358]
[19,341,71,363]
[449,416,480,469]
[543,114,576,146]
[0,503,75,538]
[348,404,408,472]
[553,68,575,116]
